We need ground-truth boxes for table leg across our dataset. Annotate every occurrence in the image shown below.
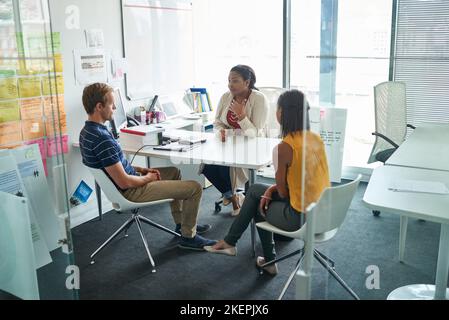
[434,224,449,300]
[146,156,151,168]
[249,169,256,258]
[399,215,408,262]
[95,181,102,221]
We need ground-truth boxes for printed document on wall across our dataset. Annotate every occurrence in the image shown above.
[0,191,40,300]
[0,151,52,269]
[73,48,107,85]
[13,144,61,251]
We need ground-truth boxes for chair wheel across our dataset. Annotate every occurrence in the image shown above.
[90,260,95,265]
[372,210,381,217]
[215,203,222,213]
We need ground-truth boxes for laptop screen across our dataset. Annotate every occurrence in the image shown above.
[162,101,178,118]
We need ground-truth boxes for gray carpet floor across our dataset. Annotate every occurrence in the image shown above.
[72,179,445,300]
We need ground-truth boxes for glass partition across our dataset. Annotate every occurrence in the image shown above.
[0,0,77,300]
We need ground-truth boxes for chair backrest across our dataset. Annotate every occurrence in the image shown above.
[368,81,407,163]
[312,174,362,237]
[87,167,140,212]
[258,87,286,138]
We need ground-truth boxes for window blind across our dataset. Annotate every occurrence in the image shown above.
[394,0,449,126]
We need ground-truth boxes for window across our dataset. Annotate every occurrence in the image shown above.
[192,0,283,104]
[394,0,449,127]
[291,0,393,168]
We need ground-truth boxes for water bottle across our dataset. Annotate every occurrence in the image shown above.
[140,106,146,125]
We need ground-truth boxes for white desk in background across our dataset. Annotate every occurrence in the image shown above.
[363,165,449,300]
[386,123,449,172]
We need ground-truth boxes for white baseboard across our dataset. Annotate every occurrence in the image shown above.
[69,197,113,228]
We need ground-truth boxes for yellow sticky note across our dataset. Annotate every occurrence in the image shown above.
[0,100,20,123]
[54,54,63,73]
[18,76,42,98]
[0,77,19,100]
[42,74,64,96]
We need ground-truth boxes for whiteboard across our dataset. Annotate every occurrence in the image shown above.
[122,0,195,100]
[310,107,347,183]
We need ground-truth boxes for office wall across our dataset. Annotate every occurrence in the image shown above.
[48,0,125,225]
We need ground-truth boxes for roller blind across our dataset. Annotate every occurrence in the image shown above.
[393,0,449,126]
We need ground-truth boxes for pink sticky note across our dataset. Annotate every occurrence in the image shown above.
[47,135,69,157]
[24,138,46,160]
[320,109,326,120]
[42,158,48,176]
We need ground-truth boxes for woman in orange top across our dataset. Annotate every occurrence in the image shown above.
[205,89,330,275]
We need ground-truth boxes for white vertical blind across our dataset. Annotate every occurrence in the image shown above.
[394,0,449,126]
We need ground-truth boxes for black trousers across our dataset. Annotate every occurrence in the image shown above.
[202,164,233,198]
[224,183,304,261]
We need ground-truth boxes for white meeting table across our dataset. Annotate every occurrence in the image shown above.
[363,165,449,300]
[386,123,449,172]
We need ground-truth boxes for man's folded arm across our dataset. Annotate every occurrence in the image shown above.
[105,162,154,189]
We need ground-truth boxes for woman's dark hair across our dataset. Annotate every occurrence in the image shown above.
[278,89,310,137]
[230,65,258,90]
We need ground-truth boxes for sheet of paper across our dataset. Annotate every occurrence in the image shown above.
[20,98,43,120]
[14,144,61,251]
[0,191,39,300]
[0,77,19,100]
[0,121,22,145]
[22,118,45,140]
[0,151,52,269]
[18,77,42,98]
[389,179,449,195]
[0,100,20,123]
[85,29,104,48]
[110,57,127,82]
[24,138,46,160]
[73,48,107,85]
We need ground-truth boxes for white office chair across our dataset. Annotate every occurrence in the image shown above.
[88,167,179,273]
[368,81,415,216]
[256,175,362,300]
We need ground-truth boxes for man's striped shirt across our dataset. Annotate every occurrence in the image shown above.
[79,121,136,190]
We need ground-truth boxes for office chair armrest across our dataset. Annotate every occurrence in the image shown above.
[372,132,400,149]
[407,124,416,130]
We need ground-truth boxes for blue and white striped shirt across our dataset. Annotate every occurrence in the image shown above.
[80,121,136,190]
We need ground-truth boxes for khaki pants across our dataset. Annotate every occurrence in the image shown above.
[122,167,202,238]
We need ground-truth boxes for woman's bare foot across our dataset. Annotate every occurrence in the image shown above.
[205,240,237,256]
[230,195,241,211]
[211,240,234,250]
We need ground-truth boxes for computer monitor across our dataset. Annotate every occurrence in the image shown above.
[110,87,128,138]
[113,88,127,128]
[159,94,191,120]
